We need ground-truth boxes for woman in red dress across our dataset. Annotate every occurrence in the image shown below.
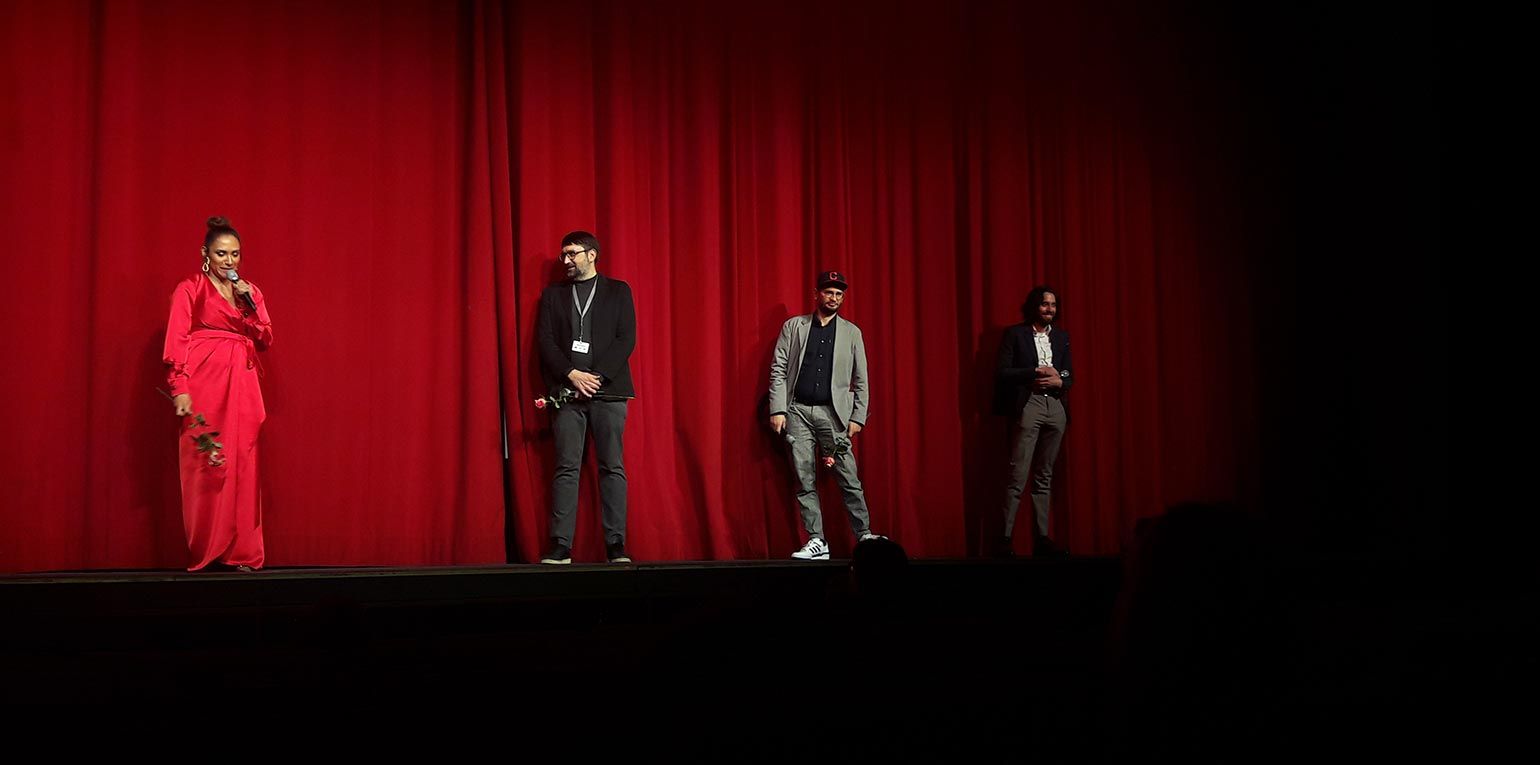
[162,216,273,571]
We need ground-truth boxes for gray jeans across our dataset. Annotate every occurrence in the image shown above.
[1003,394,1066,538]
[550,399,628,547]
[785,402,871,540]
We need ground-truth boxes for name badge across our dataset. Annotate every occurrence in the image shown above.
[571,340,591,353]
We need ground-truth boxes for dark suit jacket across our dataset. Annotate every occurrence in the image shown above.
[537,274,637,397]
[993,323,1072,417]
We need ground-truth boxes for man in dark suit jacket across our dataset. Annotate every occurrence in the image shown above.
[536,230,637,564]
[994,285,1073,557]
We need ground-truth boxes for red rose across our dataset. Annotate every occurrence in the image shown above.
[534,397,547,410]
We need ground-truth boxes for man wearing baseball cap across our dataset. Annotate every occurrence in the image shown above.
[767,270,884,560]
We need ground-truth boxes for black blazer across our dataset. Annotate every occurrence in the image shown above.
[993,323,1072,417]
[537,274,637,397]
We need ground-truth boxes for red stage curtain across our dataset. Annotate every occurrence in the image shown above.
[2,0,1259,571]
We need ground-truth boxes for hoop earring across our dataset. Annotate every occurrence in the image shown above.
[202,258,211,273]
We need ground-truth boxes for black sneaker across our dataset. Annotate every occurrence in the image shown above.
[606,541,631,563]
[540,544,572,565]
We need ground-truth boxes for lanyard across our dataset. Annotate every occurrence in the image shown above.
[572,281,597,342]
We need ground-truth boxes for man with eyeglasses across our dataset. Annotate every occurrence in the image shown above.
[768,270,885,560]
[536,230,638,564]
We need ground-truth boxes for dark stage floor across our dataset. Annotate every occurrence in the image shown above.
[2,557,1122,700]
[3,554,1526,758]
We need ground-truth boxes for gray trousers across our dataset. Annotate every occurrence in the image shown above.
[786,402,871,540]
[1003,394,1067,538]
[550,399,628,547]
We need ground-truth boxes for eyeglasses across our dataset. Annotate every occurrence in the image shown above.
[558,248,593,262]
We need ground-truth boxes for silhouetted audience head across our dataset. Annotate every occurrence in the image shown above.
[850,536,909,601]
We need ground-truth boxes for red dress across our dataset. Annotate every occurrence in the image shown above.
[162,273,273,571]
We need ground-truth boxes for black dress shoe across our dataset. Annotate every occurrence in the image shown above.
[995,537,1016,558]
[1033,535,1069,558]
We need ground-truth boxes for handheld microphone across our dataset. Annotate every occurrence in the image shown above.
[225,270,258,313]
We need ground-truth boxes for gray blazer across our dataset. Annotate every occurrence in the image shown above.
[768,313,869,428]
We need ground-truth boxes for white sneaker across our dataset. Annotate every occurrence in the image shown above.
[859,532,887,542]
[792,538,830,560]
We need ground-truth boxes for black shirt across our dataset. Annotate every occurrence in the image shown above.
[794,315,838,405]
[568,275,598,371]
